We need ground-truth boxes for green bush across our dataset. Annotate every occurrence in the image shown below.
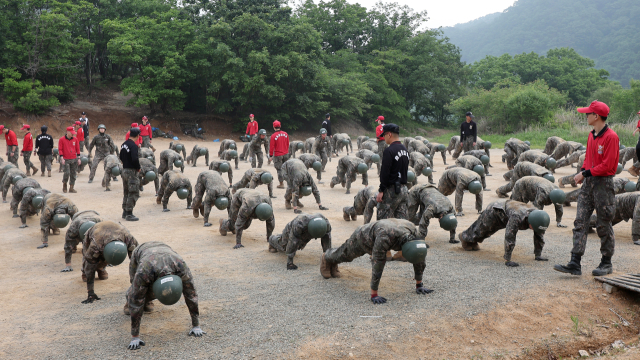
[1,68,62,114]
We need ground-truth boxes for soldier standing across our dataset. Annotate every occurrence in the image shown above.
[2,125,19,167]
[120,127,141,221]
[246,114,258,137]
[59,126,81,193]
[248,129,269,168]
[88,124,118,183]
[35,125,54,177]
[311,129,331,171]
[459,112,477,153]
[268,214,331,270]
[376,124,409,220]
[555,101,619,276]
[20,124,38,175]
[269,120,289,189]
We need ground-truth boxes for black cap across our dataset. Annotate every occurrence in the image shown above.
[325,113,330,118]
[82,112,86,115]
[130,127,141,137]
[381,123,400,136]
[465,111,474,118]
[41,125,48,132]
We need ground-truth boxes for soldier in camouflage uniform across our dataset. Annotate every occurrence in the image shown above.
[218,139,237,157]
[102,154,122,192]
[464,149,491,175]
[239,142,250,161]
[510,176,566,227]
[303,137,315,153]
[409,152,434,184]
[10,177,40,217]
[330,155,368,194]
[402,137,415,149]
[331,133,352,156]
[87,125,118,182]
[407,139,430,157]
[588,192,640,245]
[268,213,332,269]
[356,148,380,173]
[209,160,233,185]
[38,193,78,248]
[360,139,378,153]
[408,184,457,242]
[60,210,102,272]
[281,158,328,213]
[168,141,187,159]
[447,136,460,155]
[2,167,26,202]
[619,147,637,168]
[517,150,556,172]
[563,177,628,206]
[549,140,583,161]
[298,153,322,181]
[158,149,184,175]
[156,170,192,211]
[556,150,586,169]
[248,130,270,168]
[321,219,432,303]
[356,135,370,149]
[543,136,566,155]
[219,188,275,249]
[139,147,155,165]
[138,158,159,195]
[19,188,50,228]
[559,153,587,188]
[232,168,276,198]
[438,167,483,216]
[192,170,231,227]
[447,155,489,190]
[343,186,377,224]
[504,138,530,169]
[459,199,549,266]
[312,129,331,172]
[186,144,209,167]
[289,140,305,158]
[427,142,448,164]
[124,241,203,349]
[219,149,239,170]
[0,162,15,186]
[497,161,553,197]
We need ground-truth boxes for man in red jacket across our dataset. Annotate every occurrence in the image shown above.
[1,125,19,166]
[74,121,85,152]
[125,123,143,147]
[246,114,258,137]
[374,116,386,175]
[269,120,289,189]
[139,116,155,151]
[554,101,619,277]
[59,126,81,193]
[20,124,38,175]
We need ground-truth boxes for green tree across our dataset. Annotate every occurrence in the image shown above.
[1,68,63,114]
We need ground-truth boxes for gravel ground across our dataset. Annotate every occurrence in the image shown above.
[0,137,638,359]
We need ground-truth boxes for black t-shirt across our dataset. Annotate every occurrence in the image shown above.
[321,119,332,136]
[379,141,409,192]
[120,139,140,170]
[35,133,54,156]
[460,121,477,142]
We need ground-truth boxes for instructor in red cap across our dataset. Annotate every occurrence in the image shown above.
[20,124,38,175]
[74,121,85,152]
[1,125,19,167]
[554,101,619,277]
[374,116,386,175]
[126,123,143,147]
[269,120,289,190]
[59,126,81,193]
[246,114,258,137]
[139,116,155,151]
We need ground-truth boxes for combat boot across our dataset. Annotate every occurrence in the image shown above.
[268,244,278,253]
[343,207,351,221]
[144,301,154,312]
[553,253,582,275]
[82,273,87,282]
[52,228,60,235]
[25,169,30,176]
[68,185,77,193]
[219,219,228,236]
[285,200,292,210]
[47,170,51,177]
[63,182,67,193]
[296,200,304,208]
[31,166,38,176]
[629,165,639,177]
[592,256,613,276]
[277,182,284,189]
[125,211,139,222]
[330,263,341,278]
[349,208,357,221]
[41,170,45,177]
[320,254,332,279]
[97,268,109,280]
[123,302,130,315]
[122,210,127,219]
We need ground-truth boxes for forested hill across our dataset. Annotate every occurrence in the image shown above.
[442,0,640,86]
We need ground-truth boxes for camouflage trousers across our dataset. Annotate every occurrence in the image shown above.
[6,145,19,167]
[23,151,36,172]
[122,169,140,212]
[62,160,78,185]
[324,235,371,280]
[39,154,52,172]
[559,173,580,187]
[571,176,616,257]
[315,150,328,171]
[273,155,285,183]
[89,153,108,180]
[142,136,151,148]
[462,137,476,153]
[78,141,85,152]
[376,141,387,174]
[250,150,264,168]
[240,143,249,160]
[376,186,408,221]
[103,165,121,189]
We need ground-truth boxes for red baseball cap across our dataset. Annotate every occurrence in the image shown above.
[131,123,139,128]
[577,101,610,117]
[376,116,384,122]
[66,126,76,134]
[637,110,640,115]
[273,120,281,128]
[142,116,148,120]
[0,125,4,131]
[20,124,31,130]
[75,121,81,126]
[249,114,255,118]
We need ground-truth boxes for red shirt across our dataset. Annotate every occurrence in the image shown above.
[125,131,143,146]
[269,131,289,157]
[5,130,18,146]
[637,119,640,129]
[246,120,258,135]
[139,123,152,138]
[376,124,384,141]
[582,125,619,177]
[22,132,33,152]
[76,127,84,141]
[58,135,80,160]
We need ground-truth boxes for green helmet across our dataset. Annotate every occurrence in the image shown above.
[472,164,485,176]
[215,196,229,210]
[174,159,183,168]
[524,140,531,146]
[53,148,59,156]
[357,163,368,174]
[111,166,121,176]
[175,144,184,152]
[437,144,446,152]
[312,161,322,172]
[53,214,71,228]
[423,139,430,145]
[625,181,637,193]
[297,142,304,150]
[617,164,623,175]
[468,180,482,194]
[97,124,106,130]
[300,185,312,197]
[483,141,492,149]
[145,171,156,181]
[258,129,267,136]
[12,175,23,184]
[320,128,327,135]
[80,156,88,166]
[22,186,34,196]
[219,162,230,173]
[147,156,154,161]
[229,143,237,150]
[371,154,381,163]
[422,167,432,177]
[3,163,14,171]
[528,210,550,233]
[480,155,490,165]
[401,240,428,264]
[228,150,238,159]
[152,275,183,305]
[103,240,128,265]
[255,203,273,221]
[307,217,328,238]
[407,170,416,183]
[260,172,273,184]
[549,189,566,204]
[425,154,432,161]
[579,145,586,151]
[620,144,626,150]
[439,213,458,231]
[342,138,350,145]
[542,173,555,183]
[363,136,369,142]
[545,158,557,169]
[199,148,207,156]
[79,221,96,239]
[176,188,189,200]
[32,195,44,209]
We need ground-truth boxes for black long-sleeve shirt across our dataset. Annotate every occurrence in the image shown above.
[378,141,409,192]
[35,133,54,156]
[321,119,332,136]
[120,139,140,170]
[460,121,477,142]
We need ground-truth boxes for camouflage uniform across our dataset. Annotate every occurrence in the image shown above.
[6,143,19,167]
[408,184,456,241]
[447,136,460,155]
[239,143,250,161]
[543,136,566,155]
[168,141,187,159]
[510,176,563,223]
[10,178,40,216]
[64,210,102,265]
[409,152,434,184]
[232,168,275,197]
[376,184,409,221]
[192,171,231,225]
[549,141,583,161]
[332,133,352,155]
[40,193,78,245]
[219,188,275,247]
[218,139,237,157]
[504,138,530,169]
[2,167,26,201]
[138,158,159,194]
[139,148,155,165]
[564,177,627,206]
[356,136,370,149]
[447,155,487,189]
[219,149,239,170]
[343,186,377,224]
[88,132,118,181]
[121,168,140,213]
[102,154,123,191]
[459,200,546,261]
[589,192,640,243]
[39,153,53,173]
[186,145,209,167]
[619,147,637,167]
[324,219,426,291]
[559,153,587,188]
[248,135,269,168]
[556,150,586,169]
[127,241,199,337]
[157,170,192,210]
[158,149,184,175]
[268,214,332,267]
[402,137,415,150]
[298,153,322,180]
[355,149,380,174]
[570,176,616,257]
[209,160,233,184]
[438,167,483,214]
[330,156,368,193]
[497,161,552,197]
[312,135,331,171]
[407,140,430,157]
[360,140,378,153]
[376,140,388,174]
[22,150,37,174]
[427,142,447,164]
[281,159,322,207]
[0,162,16,185]
[62,157,79,186]
[19,188,50,226]
[304,137,316,153]
[289,140,305,158]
